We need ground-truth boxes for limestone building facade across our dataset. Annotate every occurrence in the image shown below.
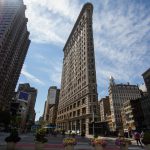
[43,86,60,125]
[109,77,141,131]
[99,96,110,122]
[56,3,99,135]
[121,99,145,131]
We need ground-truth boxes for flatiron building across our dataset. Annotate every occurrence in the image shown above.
[56,3,99,135]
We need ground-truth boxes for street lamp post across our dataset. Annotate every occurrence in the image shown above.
[93,111,95,137]
[20,107,27,133]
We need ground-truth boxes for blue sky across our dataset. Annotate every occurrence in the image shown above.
[18,0,150,120]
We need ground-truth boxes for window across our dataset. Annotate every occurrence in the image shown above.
[70,105,72,110]
[73,111,76,117]
[77,110,80,116]
[70,112,72,117]
[89,106,92,113]
[77,101,80,106]
[82,98,85,104]
[82,107,86,114]
[73,103,76,108]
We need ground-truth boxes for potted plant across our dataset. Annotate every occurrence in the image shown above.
[34,128,48,150]
[115,137,131,150]
[91,138,107,150]
[5,128,21,150]
[142,132,150,150]
[63,137,77,150]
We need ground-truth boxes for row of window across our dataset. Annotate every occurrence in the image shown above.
[59,93,97,111]
[58,98,86,115]
[62,64,95,99]
[63,36,93,86]
[60,84,97,106]
[57,107,86,120]
[64,13,93,59]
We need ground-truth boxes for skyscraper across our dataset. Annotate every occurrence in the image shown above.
[0,0,30,111]
[56,3,99,135]
[43,86,60,125]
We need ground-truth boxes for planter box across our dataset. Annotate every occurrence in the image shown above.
[95,145,104,150]
[35,142,45,150]
[120,143,128,150]
[6,142,16,150]
[65,145,74,150]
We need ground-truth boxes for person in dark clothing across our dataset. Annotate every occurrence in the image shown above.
[62,130,65,137]
[134,132,143,147]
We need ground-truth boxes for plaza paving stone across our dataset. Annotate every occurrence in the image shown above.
[0,133,144,150]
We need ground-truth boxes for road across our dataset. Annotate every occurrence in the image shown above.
[0,132,144,150]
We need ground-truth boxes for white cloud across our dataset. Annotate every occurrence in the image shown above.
[23,0,150,97]
[139,84,147,92]
[24,0,81,44]
[93,0,150,86]
[21,65,45,85]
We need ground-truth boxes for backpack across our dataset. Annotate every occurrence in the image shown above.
[134,132,140,140]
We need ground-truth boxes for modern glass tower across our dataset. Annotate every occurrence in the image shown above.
[0,0,30,111]
[56,3,99,135]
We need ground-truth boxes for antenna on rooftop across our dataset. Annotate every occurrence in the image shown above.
[109,76,115,85]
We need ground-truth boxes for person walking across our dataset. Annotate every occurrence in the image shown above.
[141,131,144,139]
[134,131,143,147]
[62,130,65,138]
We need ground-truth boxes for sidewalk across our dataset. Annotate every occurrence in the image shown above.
[0,143,93,150]
[0,134,144,150]
[0,143,144,150]
[86,135,138,145]
[75,142,94,150]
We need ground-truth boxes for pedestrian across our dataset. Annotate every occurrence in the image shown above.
[134,131,143,147]
[141,131,144,139]
[62,130,65,137]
